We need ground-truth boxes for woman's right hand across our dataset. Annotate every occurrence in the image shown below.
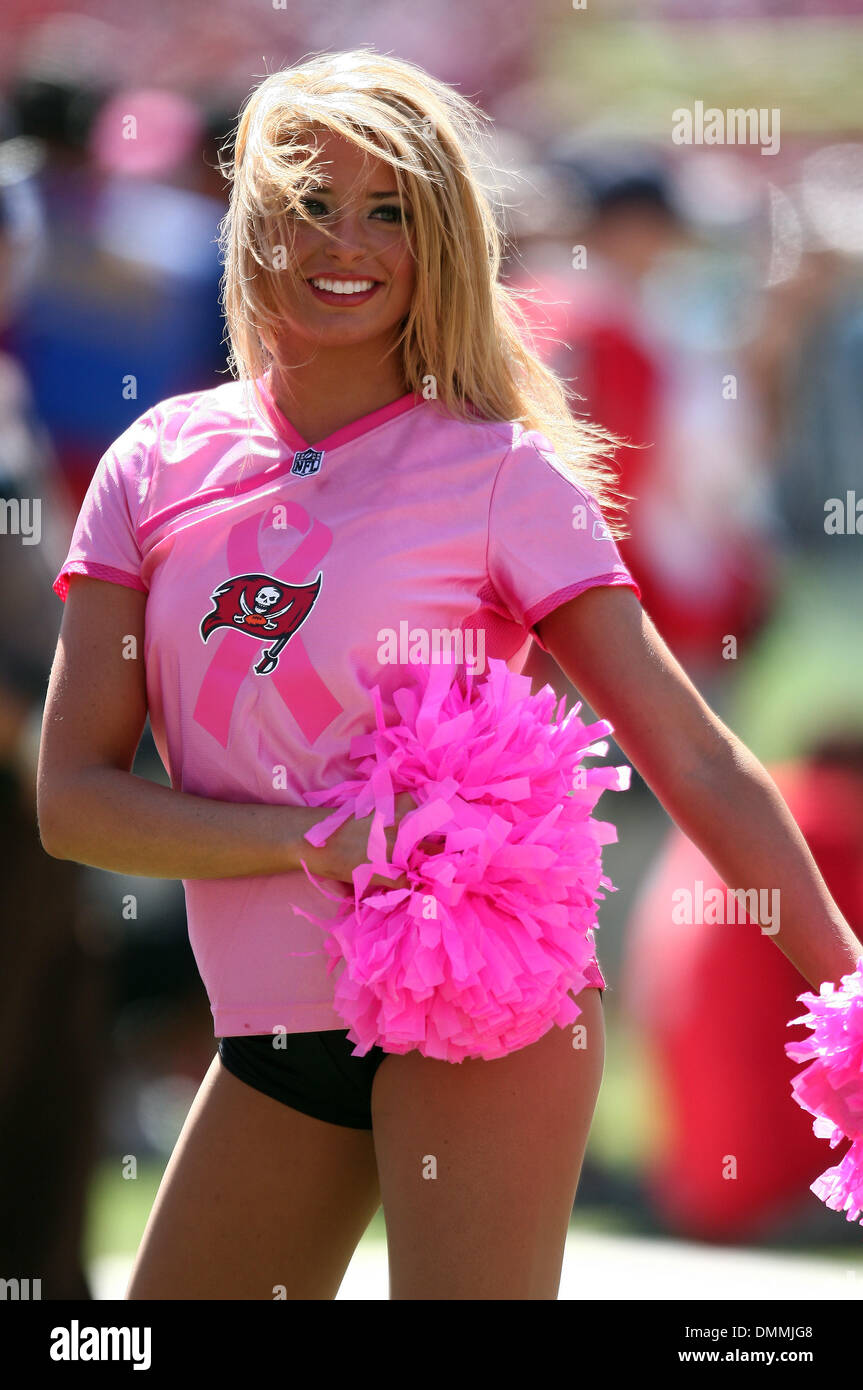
[316,791,434,891]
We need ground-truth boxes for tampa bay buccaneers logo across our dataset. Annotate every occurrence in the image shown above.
[200,572,322,675]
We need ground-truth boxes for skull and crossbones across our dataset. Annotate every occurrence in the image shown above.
[233,584,293,630]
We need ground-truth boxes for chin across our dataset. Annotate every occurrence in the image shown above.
[312,317,403,343]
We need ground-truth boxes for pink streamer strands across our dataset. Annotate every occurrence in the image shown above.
[291,657,630,1063]
[786,959,863,1224]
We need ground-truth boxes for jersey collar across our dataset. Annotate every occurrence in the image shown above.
[254,373,424,455]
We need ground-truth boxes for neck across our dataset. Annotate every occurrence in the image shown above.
[267,340,410,443]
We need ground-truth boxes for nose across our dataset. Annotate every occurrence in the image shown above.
[321,207,374,266]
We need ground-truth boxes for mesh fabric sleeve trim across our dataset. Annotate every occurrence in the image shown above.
[526,573,643,654]
[53,561,148,602]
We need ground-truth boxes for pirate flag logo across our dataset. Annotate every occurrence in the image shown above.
[200,572,322,675]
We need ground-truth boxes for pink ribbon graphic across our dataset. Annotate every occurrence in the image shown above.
[193,502,343,746]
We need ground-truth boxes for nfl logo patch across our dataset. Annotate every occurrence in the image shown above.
[291,447,324,477]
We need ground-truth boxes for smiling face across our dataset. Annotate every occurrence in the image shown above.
[272,127,417,355]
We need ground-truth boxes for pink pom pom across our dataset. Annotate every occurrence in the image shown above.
[785,958,863,1224]
[291,657,629,1062]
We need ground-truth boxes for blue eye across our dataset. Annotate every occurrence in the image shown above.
[372,204,409,223]
[297,198,410,224]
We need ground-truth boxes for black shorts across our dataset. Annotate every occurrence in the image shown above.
[217,987,603,1131]
[218,1029,388,1130]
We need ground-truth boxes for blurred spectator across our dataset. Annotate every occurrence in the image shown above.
[0,136,108,1299]
[761,147,863,553]
[507,141,779,696]
[6,23,229,509]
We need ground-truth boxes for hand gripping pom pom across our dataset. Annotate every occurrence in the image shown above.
[291,657,630,1062]
[785,958,863,1224]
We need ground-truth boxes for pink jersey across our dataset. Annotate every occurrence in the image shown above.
[53,376,641,1036]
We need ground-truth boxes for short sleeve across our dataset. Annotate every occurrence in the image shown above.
[487,434,642,653]
[52,413,155,602]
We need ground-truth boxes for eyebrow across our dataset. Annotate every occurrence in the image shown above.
[307,186,408,200]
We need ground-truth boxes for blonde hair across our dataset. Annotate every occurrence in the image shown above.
[218,46,631,535]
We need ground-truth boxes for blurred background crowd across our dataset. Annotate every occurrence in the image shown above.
[1,0,862,1298]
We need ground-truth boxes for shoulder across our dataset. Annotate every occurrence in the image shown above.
[144,377,261,441]
[91,380,258,511]
[421,402,571,483]
[419,406,601,522]
[104,379,263,473]
[434,407,547,458]
[487,419,595,504]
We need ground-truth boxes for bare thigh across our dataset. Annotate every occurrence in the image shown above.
[125,1052,381,1300]
[371,986,605,1300]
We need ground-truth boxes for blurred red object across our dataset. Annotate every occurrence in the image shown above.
[620,758,863,1240]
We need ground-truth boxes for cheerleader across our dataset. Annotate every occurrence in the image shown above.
[38,49,862,1299]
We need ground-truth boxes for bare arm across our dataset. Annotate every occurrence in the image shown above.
[536,585,863,992]
[37,576,412,883]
